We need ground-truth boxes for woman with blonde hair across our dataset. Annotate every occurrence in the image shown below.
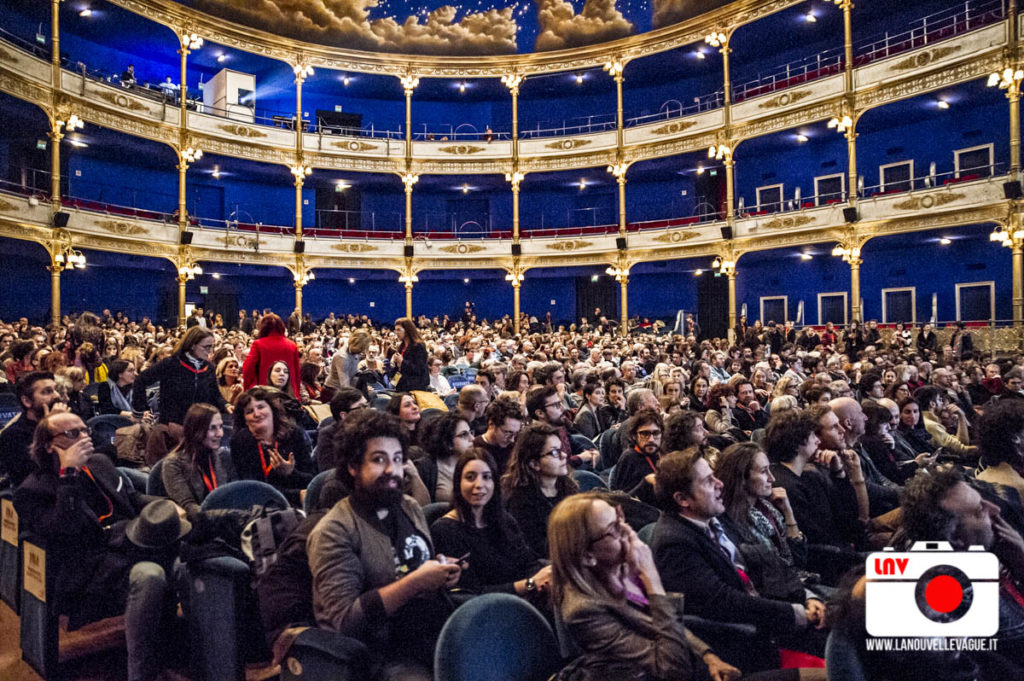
[548,492,742,681]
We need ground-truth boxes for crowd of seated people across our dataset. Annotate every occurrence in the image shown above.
[3,305,1024,679]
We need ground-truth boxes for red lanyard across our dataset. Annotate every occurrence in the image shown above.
[81,466,114,524]
[200,458,218,492]
[257,441,277,478]
[179,360,209,374]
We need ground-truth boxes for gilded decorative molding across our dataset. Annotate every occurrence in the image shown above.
[651,230,700,243]
[224,234,259,250]
[97,220,149,236]
[856,52,1002,109]
[760,215,816,230]
[93,89,151,113]
[544,139,594,150]
[892,192,965,211]
[332,140,379,152]
[0,48,18,65]
[0,199,18,212]
[889,45,962,72]
[218,124,267,139]
[650,121,697,136]
[437,145,485,155]
[332,243,379,253]
[546,239,594,251]
[757,90,813,110]
[438,243,487,254]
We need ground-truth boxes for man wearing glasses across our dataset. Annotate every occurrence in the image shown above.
[315,387,369,472]
[525,386,598,470]
[610,408,664,497]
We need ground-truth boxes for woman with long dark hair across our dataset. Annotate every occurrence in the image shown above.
[896,396,936,455]
[431,448,550,597]
[162,403,237,521]
[390,317,429,392]
[231,386,314,505]
[501,422,579,557]
[242,313,302,399]
[416,411,475,503]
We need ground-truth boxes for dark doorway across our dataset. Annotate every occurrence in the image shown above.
[316,186,362,230]
[576,276,618,327]
[697,272,729,340]
[204,292,239,329]
[695,168,726,219]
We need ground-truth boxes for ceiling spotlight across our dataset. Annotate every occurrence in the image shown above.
[68,139,88,148]
[796,133,809,143]
[696,164,705,175]
[937,99,950,109]
[212,273,221,279]
[459,81,467,93]
[576,74,584,84]
[348,278,356,284]
[939,237,952,245]
[804,11,817,22]
[590,274,600,283]
[342,75,351,86]
[578,179,587,190]
[464,278,471,284]
[216,54,226,63]
[211,165,221,179]
[695,50,706,60]
[800,252,813,260]
[335,180,350,191]
[694,269,703,276]
[79,8,92,17]
[462,183,470,194]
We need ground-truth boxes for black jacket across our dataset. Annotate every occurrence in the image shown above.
[0,412,39,488]
[651,512,799,633]
[14,455,157,626]
[97,381,133,416]
[394,342,429,392]
[230,427,314,505]
[132,353,227,425]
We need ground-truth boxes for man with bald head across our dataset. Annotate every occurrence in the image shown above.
[829,397,900,514]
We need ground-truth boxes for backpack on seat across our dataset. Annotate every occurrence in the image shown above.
[240,505,306,581]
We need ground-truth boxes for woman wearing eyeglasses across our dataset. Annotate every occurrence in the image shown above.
[548,492,742,681]
[416,412,476,503]
[131,326,229,428]
[502,423,580,558]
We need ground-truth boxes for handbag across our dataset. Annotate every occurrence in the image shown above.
[411,390,448,412]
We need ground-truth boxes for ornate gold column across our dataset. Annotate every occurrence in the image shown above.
[176,246,201,326]
[712,253,738,332]
[502,73,524,247]
[608,163,630,237]
[51,0,61,89]
[989,5,1022,177]
[400,73,419,162]
[291,63,314,241]
[176,146,202,234]
[831,0,855,93]
[603,58,626,151]
[292,255,314,317]
[992,218,1024,329]
[290,162,311,239]
[728,270,737,330]
[46,228,82,327]
[832,238,867,322]
[506,171,524,242]
[401,172,419,243]
[708,143,735,222]
[50,264,62,327]
[399,264,417,319]
[506,262,525,335]
[827,111,858,204]
[607,253,630,336]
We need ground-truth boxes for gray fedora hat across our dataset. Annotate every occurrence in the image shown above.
[126,499,192,549]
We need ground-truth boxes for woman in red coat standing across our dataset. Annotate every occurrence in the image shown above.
[242,313,302,399]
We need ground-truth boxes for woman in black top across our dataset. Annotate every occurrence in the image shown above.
[391,317,429,392]
[230,387,314,506]
[98,359,137,419]
[431,449,550,597]
[861,402,935,485]
[501,422,579,558]
[131,326,228,426]
[896,397,936,456]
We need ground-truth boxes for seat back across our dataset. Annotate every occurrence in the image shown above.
[0,489,19,610]
[202,480,288,511]
[147,458,167,497]
[304,469,336,515]
[421,501,450,526]
[0,392,19,428]
[572,470,608,492]
[434,592,560,681]
[825,629,868,681]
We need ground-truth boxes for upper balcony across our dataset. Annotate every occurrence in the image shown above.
[0,0,1010,175]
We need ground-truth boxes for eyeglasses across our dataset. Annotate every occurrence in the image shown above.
[343,403,369,413]
[53,426,91,440]
[637,429,662,440]
[540,447,566,460]
[589,513,626,546]
[543,401,563,410]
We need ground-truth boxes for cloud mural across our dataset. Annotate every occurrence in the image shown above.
[534,0,634,52]
[652,0,729,29]
[195,0,519,55]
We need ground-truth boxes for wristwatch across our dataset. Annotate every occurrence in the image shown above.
[525,577,537,593]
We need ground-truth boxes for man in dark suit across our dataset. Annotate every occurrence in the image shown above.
[651,448,823,669]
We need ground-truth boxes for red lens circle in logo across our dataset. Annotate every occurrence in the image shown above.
[914,564,973,623]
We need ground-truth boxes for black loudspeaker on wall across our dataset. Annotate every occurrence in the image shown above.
[616,237,627,250]
[1004,180,1023,200]
[720,226,733,240]
[52,212,70,228]
[294,241,305,254]
[404,245,414,258]
[179,231,193,245]
[843,207,859,223]
[511,243,522,256]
